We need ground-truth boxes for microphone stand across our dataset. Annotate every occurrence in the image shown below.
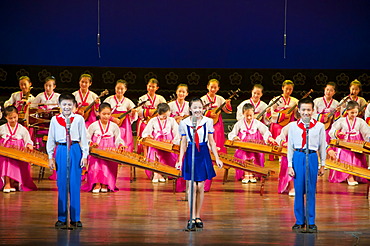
[188,117,197,231]
[62,117,73,230]
[304,121,310,233]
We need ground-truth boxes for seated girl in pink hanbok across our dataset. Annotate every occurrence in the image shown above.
[328,101,370,185]
[142,103,179,183]
[0,106,37,192]
[228,103,275,183]
[82,103,124,193]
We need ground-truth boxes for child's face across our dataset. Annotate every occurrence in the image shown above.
[251,88,263,100]
[44,80,56,94]
[176,86,188,100]
[5,112,18,127]
[282,84,293,97]
[59,99,74,117]
[19,79,31,94]
[350,85,360,97]
[115,83,127,97]
[324,85,335,98]
[207,82,219,95]
[147,82,158,94]
[298,103,313,119]
[79,77,92,90]
[158,110,170,120]
[190,101,203,118]
[347,108,358,120]
[243,109,254,123]
[99,107,112,123]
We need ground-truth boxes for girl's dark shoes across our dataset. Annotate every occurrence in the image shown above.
[195,218,203,228]
[187,219,196,231]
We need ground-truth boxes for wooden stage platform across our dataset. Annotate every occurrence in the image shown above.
[1,159,370,245]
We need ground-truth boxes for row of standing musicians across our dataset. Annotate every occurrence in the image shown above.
[1,74,370,196]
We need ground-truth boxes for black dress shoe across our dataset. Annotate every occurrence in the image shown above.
[70,221,83,227]
[55,220,67,227]
[308,224,318,233]
[292,224,305,231]
[186,219,196,231]
[195,218,203,228]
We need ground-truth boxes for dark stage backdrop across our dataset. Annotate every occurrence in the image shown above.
[0,64,369,102]
[0,0,370,69]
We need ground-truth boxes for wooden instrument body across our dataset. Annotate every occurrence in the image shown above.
[139,138,274,177]
[278,89,313,127]
[111,100,148,127]
[142,95,175,124]
[89,147,181,178]
[0,145,50,169]
[111,112,128,127]
[76,89,109,121]
[256,95,282,121]
[329,139,370,155]
[326,158,370,180]
[205,89,240,125]
[224,140,287,157]
[323,95,351,130]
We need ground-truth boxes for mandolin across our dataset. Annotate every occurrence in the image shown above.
[111,100,148,127]
[322,95,351,130]
[143,94,176,124]
[278,89,313,127]
[76,89,109,120]
[256,95,282,121]
[205,89,240,125]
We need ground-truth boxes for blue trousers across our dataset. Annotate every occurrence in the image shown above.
[293,151,318,225]
[55,143,82,222]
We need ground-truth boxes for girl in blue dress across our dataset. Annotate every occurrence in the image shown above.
[176,98,223,230]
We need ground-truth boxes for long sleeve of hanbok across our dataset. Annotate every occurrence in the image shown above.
[141,118,155,138]
[112,123,125,147]
[228,121,241,140]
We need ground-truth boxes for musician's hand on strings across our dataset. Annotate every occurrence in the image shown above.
[26,144,34,151]
[112,117,120,125]
[80,158,87,168]
[130,109,137,117]
[288,167,295,177]
[90,142,99,148]
[49,158,56,170]
[318,166,325,177]
[118,145,125,151]
[327,149,337,160]
[268,137,277,145]
[209,112,217,119]
[146,135,154,139]
[233,136,241,141]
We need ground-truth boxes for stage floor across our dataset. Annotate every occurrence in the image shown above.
[1,160,370,245]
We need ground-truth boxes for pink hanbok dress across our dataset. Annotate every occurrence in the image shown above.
[228,118,271,180]
[328,117,370,183]
[0,123,37,191]
[142,117,179,179]
[82,121,124,192]
[136,94,166,154]
[72,89,99,129]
